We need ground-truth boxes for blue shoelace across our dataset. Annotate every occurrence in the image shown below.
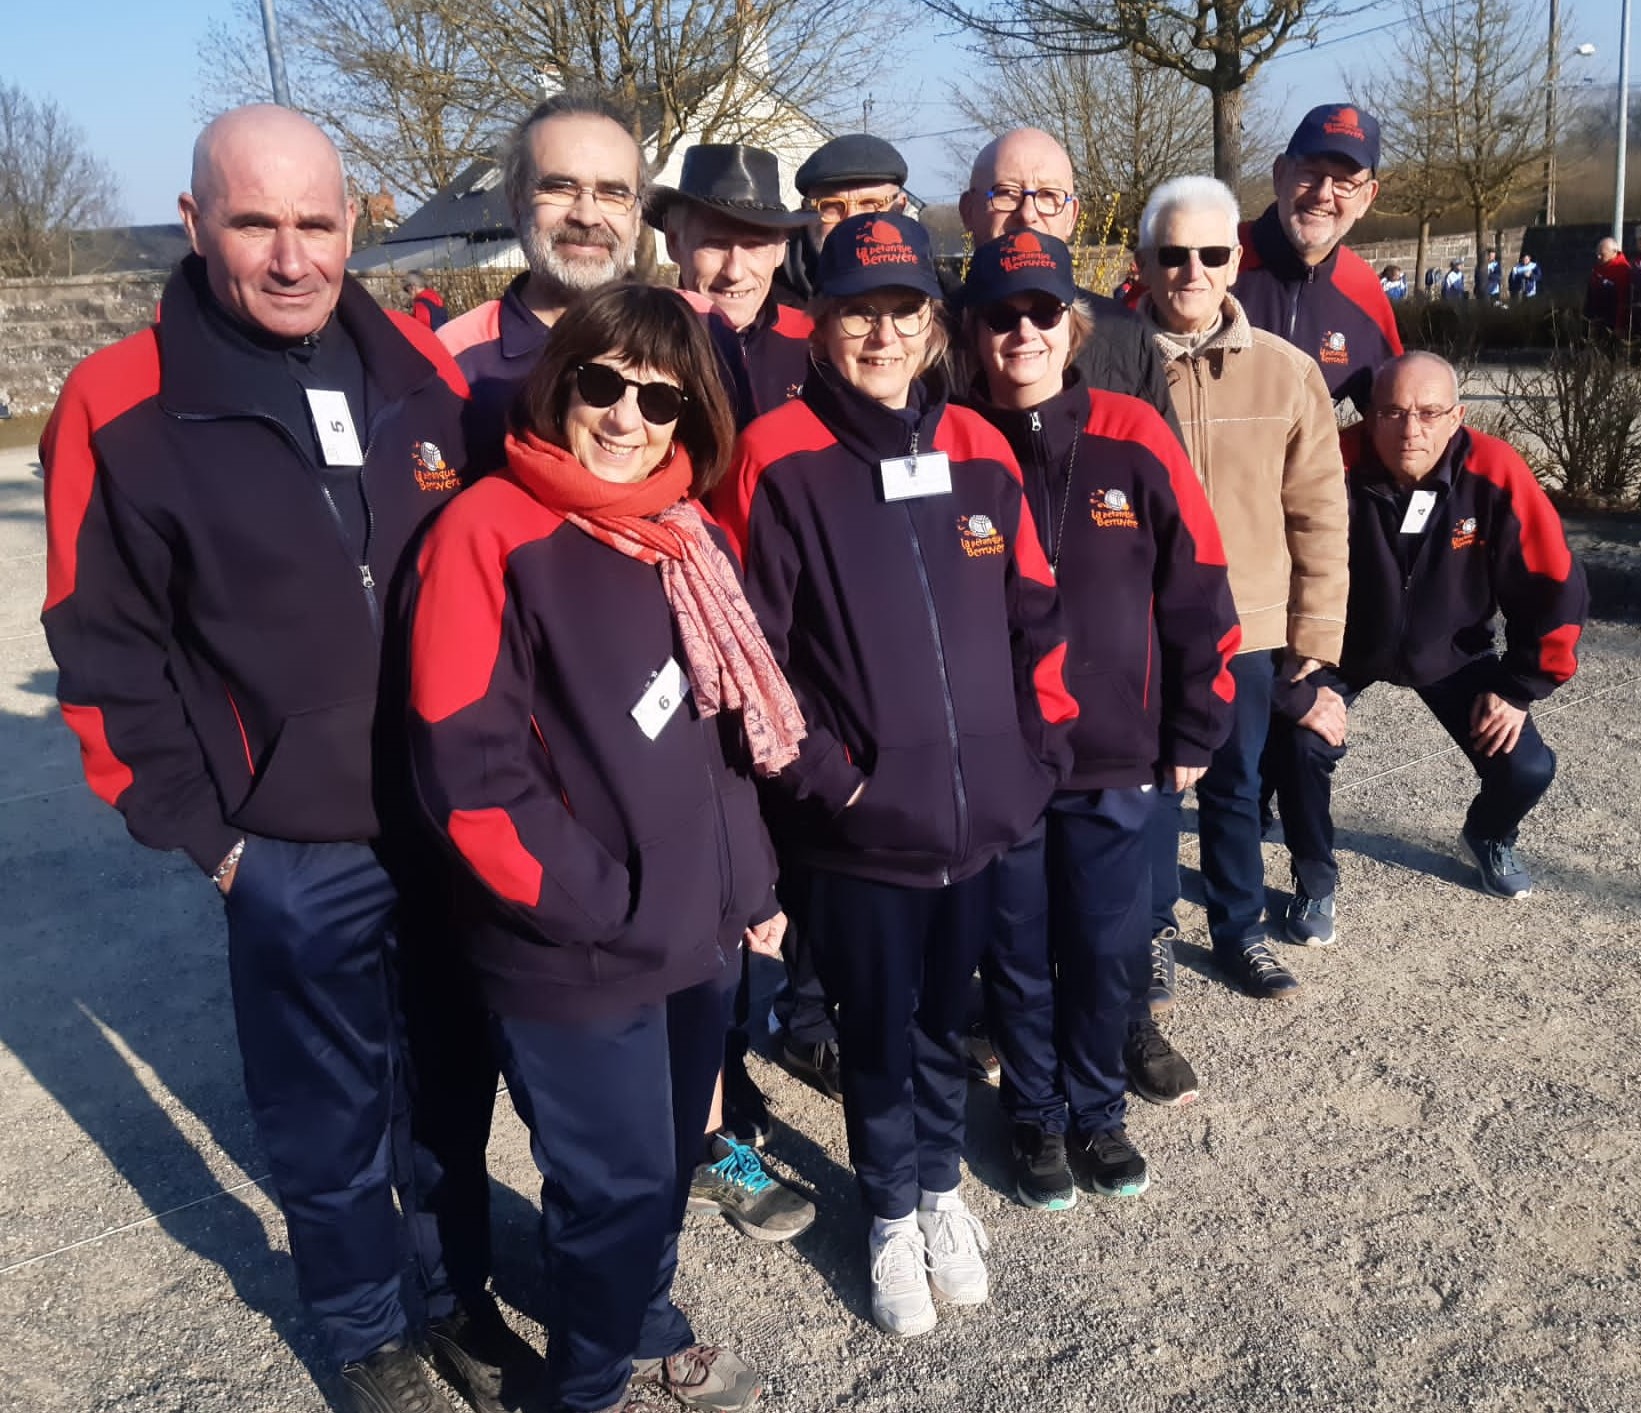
[710,1137,774,1194]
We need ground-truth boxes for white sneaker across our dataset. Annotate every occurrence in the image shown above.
[868,1218,937,1337]
[917,1192,990,1305]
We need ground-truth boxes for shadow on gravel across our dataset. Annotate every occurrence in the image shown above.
[0,689,342,1406]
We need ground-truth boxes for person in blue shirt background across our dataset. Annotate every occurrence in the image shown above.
[1509,250,1541,299]
[1442,259,1468,301]
[1380,264,1408,301]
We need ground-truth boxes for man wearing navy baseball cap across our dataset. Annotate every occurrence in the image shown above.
[1231,102,1403,415]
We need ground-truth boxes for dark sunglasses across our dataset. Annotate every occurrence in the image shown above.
[979,299,1069,334]
[1155,245,1234,269]
[574,362,686,424]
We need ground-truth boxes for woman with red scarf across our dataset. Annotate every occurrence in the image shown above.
[405,283,799,1413]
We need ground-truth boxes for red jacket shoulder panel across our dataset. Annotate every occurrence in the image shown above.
[1460,429,1573,581]
[437,299,504,360]
[386,308,470,398]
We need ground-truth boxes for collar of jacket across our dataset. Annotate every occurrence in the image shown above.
[1250,202,1342,282]
[800,356,945,464]
[1140,292,1253,364]
[157,254,440,419]
[1354,423,1470,498]
[965,368,1087,462]
[499,271,554,363]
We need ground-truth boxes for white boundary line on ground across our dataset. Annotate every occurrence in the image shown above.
[0,674,1635,1281]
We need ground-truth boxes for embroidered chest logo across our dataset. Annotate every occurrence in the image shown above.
[1091,487,1140,529]
[1320,330,1350,366]
[1451,515,1480,550]
[412,440,460,492]
[957,512,1006,557]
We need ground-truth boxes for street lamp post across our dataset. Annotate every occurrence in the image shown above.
[1617,0,1633,243]
[260,0,293,108]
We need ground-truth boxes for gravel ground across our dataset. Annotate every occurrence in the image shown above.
[1,442,1637,1413]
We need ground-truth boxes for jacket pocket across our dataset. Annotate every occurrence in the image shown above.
[833,743,957,857]
[960,730,1055,858]
[229,695,377,840]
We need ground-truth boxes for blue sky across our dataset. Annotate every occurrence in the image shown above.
[0,0,1624,225]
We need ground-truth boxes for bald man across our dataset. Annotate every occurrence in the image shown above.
[1586,236,1632,337]
[955,128,1179,436]
[1267,353,1587,941]
[41,105,516,1413]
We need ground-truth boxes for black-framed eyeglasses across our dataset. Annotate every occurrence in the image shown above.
[1372,404,1457,427]
[533,178,640,215]
[834,299,933,339]
[978,299,1069,334]
[574,363,687,424]
[1155,245,1234,269]
[984,185,1072,217]
[1290,165,1372,200]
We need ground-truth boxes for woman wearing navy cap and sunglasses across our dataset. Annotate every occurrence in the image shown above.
[405,281,802,1413]
[713,211,1077,1338]
[959,230,1240,1213]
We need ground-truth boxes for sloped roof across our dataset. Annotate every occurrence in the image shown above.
[381,159,512,245]
[62,224,192,276]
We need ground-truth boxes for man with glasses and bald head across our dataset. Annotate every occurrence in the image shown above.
[956,128,1179,435]
[1267,352,1586,936]
[1232,103,1403,413]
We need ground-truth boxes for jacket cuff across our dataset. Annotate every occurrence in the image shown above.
[794,737,867,817]
[1271,676,1320,721]
[1287,616,1345,666]
[1158,739,1214,771]
[182,815,246,878]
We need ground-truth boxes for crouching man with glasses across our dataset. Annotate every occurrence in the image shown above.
[1266,352,1587,937]
[1136,176,1349,1005]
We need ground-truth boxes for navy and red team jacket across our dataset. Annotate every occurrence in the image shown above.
[970,377,1240,789]
[41,258,468,874]
[1340,425,1587,705]
[405,469,777,1019]
[714,364,1079,888]
[1233,204,1403,412]
[735,299,813,422]
[411,287,448,330]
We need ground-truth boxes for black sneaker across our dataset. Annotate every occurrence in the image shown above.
[779,1035,843,1103]
[422,1303,540,1413]
[687,1132,816,1242]
[1011,1122,1076,1210]
[1462,826,1534,899]
[339,1339,457,1413]
[1220,940,1302,1000]
[1124,1017,1200,1107]
[1146,927,1179,1014]
[1284,889,1337,947]
[722,1040,773,1147]
[1075,1126,1150,1198]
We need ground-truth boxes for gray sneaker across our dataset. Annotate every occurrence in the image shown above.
[1284,889,1337,947]
[631,1345,762,1412]
[1462,827,1534,899]
[687,1133,815,1243]
[1146,927,1179,1014]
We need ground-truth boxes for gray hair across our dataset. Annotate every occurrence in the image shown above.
[501,89,646,232]
[1137,176,1241,251]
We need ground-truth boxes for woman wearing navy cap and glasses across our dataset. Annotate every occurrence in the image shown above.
[712,211,1077,1338]
[959,230,1240,1212]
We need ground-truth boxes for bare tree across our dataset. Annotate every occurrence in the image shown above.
[1356,60,1458,295]
[0,83,122,278]
[1373,0,1549,293]
[921,0,1366,189]
[952,42,1212,239]
[200,0,900,207]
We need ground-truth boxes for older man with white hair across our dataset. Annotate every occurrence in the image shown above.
[1134,175,1349,1007]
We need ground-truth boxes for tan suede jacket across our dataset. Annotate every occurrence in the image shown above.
[1143,294,1349,663]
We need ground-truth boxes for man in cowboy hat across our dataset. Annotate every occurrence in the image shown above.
[651,143,816,419]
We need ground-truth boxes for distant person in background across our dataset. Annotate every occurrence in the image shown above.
[1586,236,1632,337]
[1114,254,1143,303]
[1508,249,1541,299]
[1380,264,1408,301]
[405,274,448,330]
[1478,248,1502,302]
[1424,264,1440,300]
[1442,259,1468,301]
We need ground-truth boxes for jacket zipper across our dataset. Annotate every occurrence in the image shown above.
[1286,266,1315,342]
[702,725,735,927]
[899,430,967,883]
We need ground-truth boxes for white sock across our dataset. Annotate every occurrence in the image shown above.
[870,1212,918,1242]
[918,1186,964,1213]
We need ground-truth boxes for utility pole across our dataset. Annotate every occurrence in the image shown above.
[1617,0,1633,244]
[1544,0,1560,225]
[260,0,293,107]
[862,95,875,134]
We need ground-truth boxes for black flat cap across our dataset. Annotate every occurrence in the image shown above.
[645,144,812,230]
[795,134,908,196]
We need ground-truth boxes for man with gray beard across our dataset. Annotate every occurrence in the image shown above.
[440,91,644,473]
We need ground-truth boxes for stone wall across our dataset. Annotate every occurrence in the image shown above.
[0,274,166,416]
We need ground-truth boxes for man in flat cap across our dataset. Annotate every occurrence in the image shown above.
[651,143,815,420]
[774,133,914,302]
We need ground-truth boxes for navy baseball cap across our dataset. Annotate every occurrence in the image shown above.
[814,212,943,300]
[795,134,908,195]
[1286,103,1381,174]
[963,231,1077,309]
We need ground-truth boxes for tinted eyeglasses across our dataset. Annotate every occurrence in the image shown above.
[834,300,933,338]
[1155,245,1235,269]
[574,363,687,424]
[811,193,896,224]
[979,299,1069,334]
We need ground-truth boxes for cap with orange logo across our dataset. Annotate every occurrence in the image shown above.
[1285,103,1380,175]
[814,211,943,300]
[963,231,1077,309]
